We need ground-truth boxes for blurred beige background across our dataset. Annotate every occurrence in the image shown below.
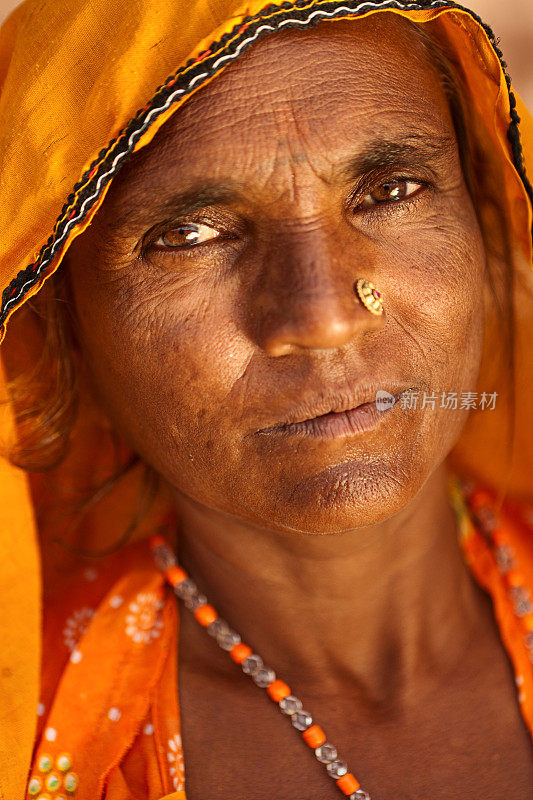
[0,0,532,105]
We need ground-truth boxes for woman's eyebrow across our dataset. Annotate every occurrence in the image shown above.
[121,133,456,227]
[118,183,245,227]
[335,132,458,182]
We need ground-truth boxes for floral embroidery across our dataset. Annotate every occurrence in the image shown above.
[125,591,163,644]
[167,734,185,791]
[27,753,77,799]
[62,607,94,652]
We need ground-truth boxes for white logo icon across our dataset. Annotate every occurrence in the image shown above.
[375,390,396,411]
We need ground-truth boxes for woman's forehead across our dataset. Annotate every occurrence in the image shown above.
[102,14,456,215]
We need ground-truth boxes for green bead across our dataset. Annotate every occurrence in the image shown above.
[64,771,78,793]
[46,772,61,791]
[56,753,72,773]
[28,777,42,796]
[38,754,53,773]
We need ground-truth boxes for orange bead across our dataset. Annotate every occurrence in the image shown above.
[266,680,291,702]
[506,569,526,587]
[470,490,492,509]
[230,643,253,663]
[491,529,508,546]
[165,565,188,586]
[150,534,167,549]
[193,604,218,626]
[522,613,533,631]
[302,724,326,748]
[336,773,360,795]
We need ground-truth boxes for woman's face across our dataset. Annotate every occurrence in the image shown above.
[67,14,486,532]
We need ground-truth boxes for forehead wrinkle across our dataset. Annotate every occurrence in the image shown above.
[118,18,454,181]
[101,28,459,231]
[108,120,456,227]
[109,127,458,231]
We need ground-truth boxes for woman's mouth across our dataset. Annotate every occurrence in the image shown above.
[260,396,399,440]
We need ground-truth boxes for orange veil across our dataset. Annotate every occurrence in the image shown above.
[1,1,533,797]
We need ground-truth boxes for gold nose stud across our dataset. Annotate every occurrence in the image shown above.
[355,278,384,316]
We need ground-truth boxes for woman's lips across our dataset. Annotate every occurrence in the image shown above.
[261,397,398,439]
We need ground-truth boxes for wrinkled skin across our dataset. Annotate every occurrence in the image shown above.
[67,22,485,533]
[67,13,533,800]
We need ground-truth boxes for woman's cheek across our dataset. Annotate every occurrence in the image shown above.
[385,202,484,331]
[108,284,240,433]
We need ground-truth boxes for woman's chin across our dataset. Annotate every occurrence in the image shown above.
[232,455,425,534]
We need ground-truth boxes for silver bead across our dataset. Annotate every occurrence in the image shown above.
[242,654,264,675]
[152,544,176,570]
[326,759,348,778]
[252,666,276,688]
[350,792,371,800]
[279,695,303,715]
[291,710,313,731]
[174,578,197,600]
[510,586,533,617]
[207,618,230,638]
[459,478,475,496]
[516,600,533,617]
[474,506,497,533]
[315,742,338,763]
[184,591,208,610]
[216,630,241,651]
[495,544,515,573]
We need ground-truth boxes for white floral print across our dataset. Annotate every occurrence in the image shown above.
[125,591,164,644]
[167,734,185,791]
[63,607,94,652]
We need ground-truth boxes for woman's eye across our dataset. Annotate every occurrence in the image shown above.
[358,179,423,208]
[154,222,221,249]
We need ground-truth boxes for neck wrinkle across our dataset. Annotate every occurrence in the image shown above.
[173,463,489,708]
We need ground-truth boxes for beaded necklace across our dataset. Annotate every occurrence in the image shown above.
[149,534,370,799]
[149,475,532,799]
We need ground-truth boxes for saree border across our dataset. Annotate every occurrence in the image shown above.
[1,0,532,330]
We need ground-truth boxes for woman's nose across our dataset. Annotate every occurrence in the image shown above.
[250,232,385,357]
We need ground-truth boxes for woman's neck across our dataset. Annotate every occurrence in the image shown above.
[172,463,489,709]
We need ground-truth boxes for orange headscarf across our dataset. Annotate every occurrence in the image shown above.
[1,1,533,798]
